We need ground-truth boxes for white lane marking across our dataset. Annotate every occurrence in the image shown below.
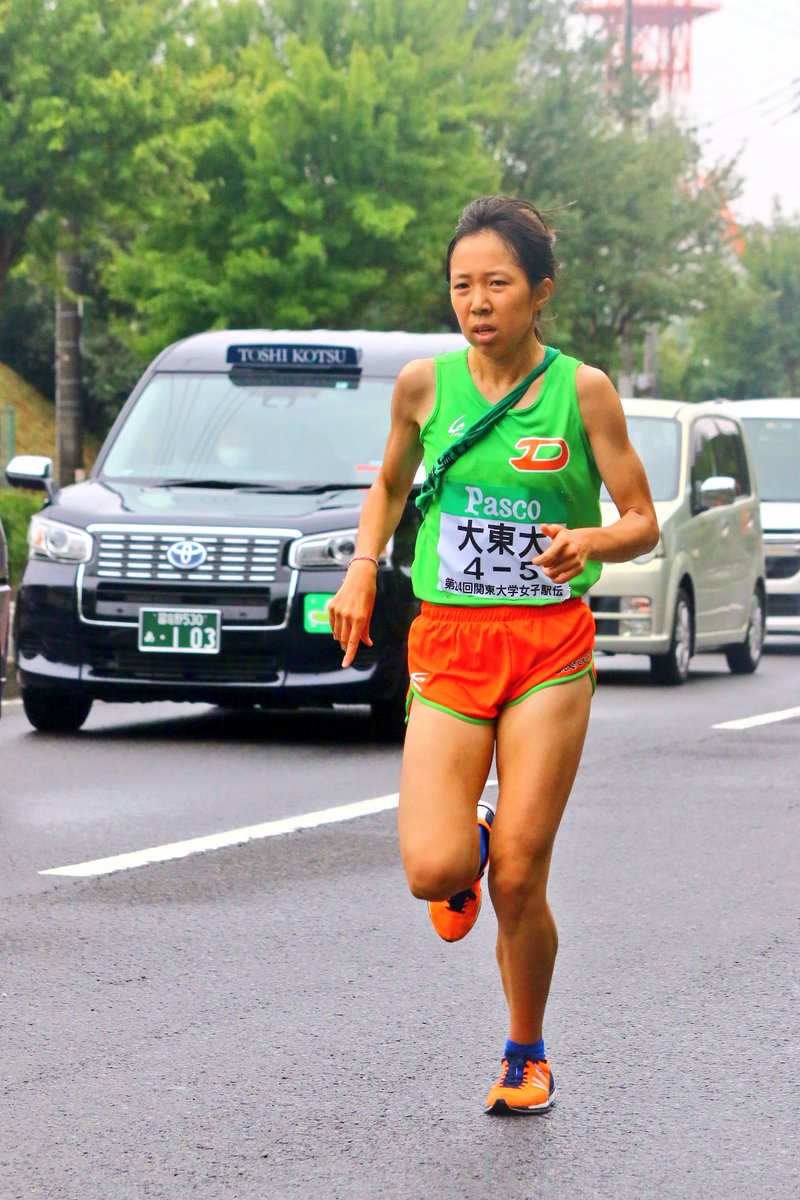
[40,780,500,879]
[3,698,23,706]
[712,706,800,731]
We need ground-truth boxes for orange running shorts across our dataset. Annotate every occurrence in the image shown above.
[406,598,596,724]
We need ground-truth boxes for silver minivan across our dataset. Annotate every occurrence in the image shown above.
[719,399,800,636]
[589,399,766,684]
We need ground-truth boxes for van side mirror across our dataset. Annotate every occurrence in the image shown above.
[695,475,736,512]
[5,455,57,500]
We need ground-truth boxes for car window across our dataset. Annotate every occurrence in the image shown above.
[691,417,718,493]
[601,415,681,502]
[100,372,396,486]
[712,418,751,496]
[740,416,800,502]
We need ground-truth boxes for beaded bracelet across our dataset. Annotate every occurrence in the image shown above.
[348,555,380,570]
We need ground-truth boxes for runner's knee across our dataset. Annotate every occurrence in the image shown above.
[488,851,550,923]
[404,851,476,901]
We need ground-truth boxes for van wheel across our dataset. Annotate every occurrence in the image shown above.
[650,588,692,685]
[22,690,93,732]
[724,588,765,675]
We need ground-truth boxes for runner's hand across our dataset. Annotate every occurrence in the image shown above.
[532,523,592,584]
[328,563,377,668]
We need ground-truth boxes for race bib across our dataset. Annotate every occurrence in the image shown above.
[436,480,571,601]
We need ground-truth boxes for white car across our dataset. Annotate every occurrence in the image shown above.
[718,399,800,636]
[589,399,766,684]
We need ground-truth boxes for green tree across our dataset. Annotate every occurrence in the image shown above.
[672,208,800,401]
[0,0,226,471]
[103,0,509,354]
[739,209,800,395]
[501,79,735,374]
[0,0,222,284]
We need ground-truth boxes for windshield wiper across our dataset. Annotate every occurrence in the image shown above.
[252,482,365,493]
[148,479,363,493]
[152,478,252,490]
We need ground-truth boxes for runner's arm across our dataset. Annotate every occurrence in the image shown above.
[533,365,659,585]
[328,359,433,667]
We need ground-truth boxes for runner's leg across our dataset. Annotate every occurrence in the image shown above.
[489,673,593,1042]
[398,699,495,901]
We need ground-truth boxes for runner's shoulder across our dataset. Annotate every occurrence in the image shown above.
[576,362,616,397]
[576,363,623,417]
[394,357,436,417]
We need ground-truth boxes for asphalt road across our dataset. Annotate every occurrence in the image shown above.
[1,645,798,1200]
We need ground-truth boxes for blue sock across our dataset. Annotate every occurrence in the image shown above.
[477,821,491,877]
[505,1038,546,1062]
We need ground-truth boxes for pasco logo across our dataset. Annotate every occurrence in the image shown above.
[410,671,430,691]
[166,540,208,570]
[448,415,467,438]
[509,437,570,472]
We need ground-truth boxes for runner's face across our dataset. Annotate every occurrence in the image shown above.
[449,230,552,354]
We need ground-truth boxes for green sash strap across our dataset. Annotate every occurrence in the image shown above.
[415,346,561,515]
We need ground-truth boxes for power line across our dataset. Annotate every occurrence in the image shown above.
[699,76,800,130]
[721,0,800,41]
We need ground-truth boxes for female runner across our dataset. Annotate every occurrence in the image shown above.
[328,195,659,1114]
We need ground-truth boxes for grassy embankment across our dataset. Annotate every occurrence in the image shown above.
[0,362,99,587]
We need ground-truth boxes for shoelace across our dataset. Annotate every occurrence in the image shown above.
[497,1057,547,1090]
[445,887,477,914]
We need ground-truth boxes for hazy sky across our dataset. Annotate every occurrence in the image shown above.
[674,0,799,223]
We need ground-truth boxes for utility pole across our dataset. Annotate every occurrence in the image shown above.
[617,0,637,398]
[55,234,83,488]
[623,0,634,126]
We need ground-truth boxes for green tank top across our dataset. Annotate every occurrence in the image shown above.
[411,348,602,606]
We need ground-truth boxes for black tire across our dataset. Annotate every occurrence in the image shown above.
[724,588,765,675]
[22,689,93,733]
[650,587,693,686]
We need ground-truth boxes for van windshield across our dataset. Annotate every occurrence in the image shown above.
[602,415,681,502]
[740,417,800,502]
[100,372,395,487]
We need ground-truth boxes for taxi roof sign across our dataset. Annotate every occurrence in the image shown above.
[227,344,361,369]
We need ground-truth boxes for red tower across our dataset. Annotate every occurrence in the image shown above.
[582,1,720,97]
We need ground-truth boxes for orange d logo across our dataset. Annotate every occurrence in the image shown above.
[509,437,570,472]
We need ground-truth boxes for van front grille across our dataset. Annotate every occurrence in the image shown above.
[765,556,800,580]
[767,595,800,617]
[87,583,284,627]
[87,647,281,684]
[91,529,286,585]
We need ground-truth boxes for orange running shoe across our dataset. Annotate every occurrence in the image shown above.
[428,807,493,942]
[485,1057,556,1115]
[428,880,482,942]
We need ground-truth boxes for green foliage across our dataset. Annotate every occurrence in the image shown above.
[103,0,507,354]
[659,210,800,401]
[493,14,737,375]
[0,489,43,587]
[2,0,785,404]
[0,0,224,278]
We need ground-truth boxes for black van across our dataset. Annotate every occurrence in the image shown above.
[0,513,9,715]
[6,329,466,734]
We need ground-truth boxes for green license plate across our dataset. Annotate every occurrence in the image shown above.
[138,607,221,654]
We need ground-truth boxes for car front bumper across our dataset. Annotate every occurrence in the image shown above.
[15,561,414,707]
[588,558,673,655]
[763,537,800,634]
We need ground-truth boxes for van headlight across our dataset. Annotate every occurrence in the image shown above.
[28,515,93,564]
[288,529,390,570]
[619,596,652,636]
